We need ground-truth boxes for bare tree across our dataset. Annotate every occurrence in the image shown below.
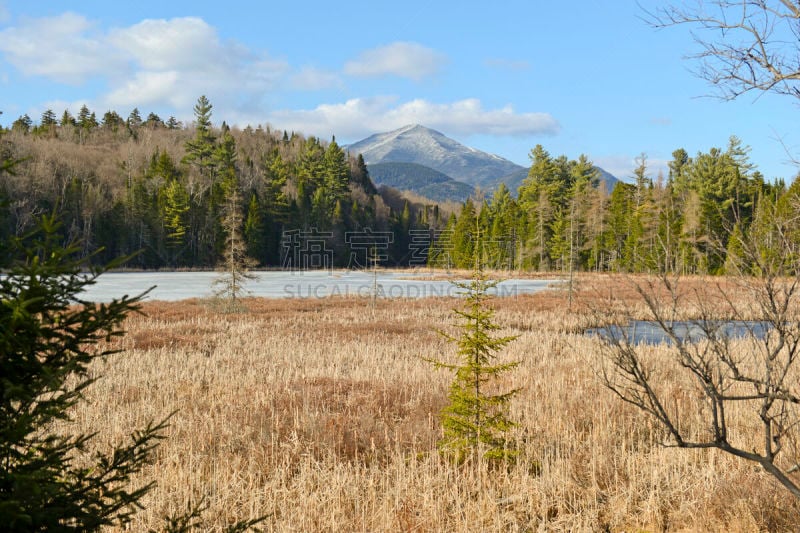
[213,185,257,308]
[644,0,800,102]
[594,210,800,498]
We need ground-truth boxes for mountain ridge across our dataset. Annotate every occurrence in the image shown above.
[346,124,619,202]
[367,162,475,203]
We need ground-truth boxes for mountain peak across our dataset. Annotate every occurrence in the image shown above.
[347,125,523,188]
[398,123,424,131]
[386,123,442,138]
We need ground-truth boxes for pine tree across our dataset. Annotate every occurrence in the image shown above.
[60,109,77,127]
[11,114,32,134]
[323,137,350,209]
[351,153,377,195]
[127,108,142,129]
[724,221,747,273]
[243,193,266,264]
[297,136,326,200]
[427,226,520,465]
[40,109,57,129]
[603,182,638,270]
[0,216,165,529]
[183,96,216,176]
[548,208,570,271]
[654,176,683,273]
[166,116,181,130]
[77,104,92,128]
[263,150,291,224]
[486,183,518,270]
[101,111,124,131]
[160,179,190,257]
[429,213,457,269]
[145,112,164,129]
[451,199,477,268]
[0,215,267,530]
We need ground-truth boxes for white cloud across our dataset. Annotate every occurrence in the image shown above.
[0,13,288,115]
[344,42,446,80]
[109,17,227,71]
[0,13,559,143]
[266,97,559,140]
[104,71,181,108]
[0,13,124,84]
[104,17,288,111]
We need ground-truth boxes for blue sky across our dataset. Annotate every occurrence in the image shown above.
[0,0,797,182]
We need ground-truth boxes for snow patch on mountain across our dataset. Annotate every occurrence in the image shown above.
[346,124,525,188]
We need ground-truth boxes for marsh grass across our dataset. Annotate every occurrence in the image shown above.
[69,274,800,531]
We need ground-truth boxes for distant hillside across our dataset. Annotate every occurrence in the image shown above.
[349,124,621,201]
[594,167,620,191]
[493,166,620,195]
[491,168,529,195]
[367,162,475,202]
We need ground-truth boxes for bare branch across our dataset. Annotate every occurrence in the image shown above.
[644,0,800,102]
[594,258,800,498]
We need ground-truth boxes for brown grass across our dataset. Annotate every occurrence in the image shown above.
[65,273,800,531]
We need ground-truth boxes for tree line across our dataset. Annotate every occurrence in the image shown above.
[1,97,797,274]
[0,97,441,269]
[432,140,797,275]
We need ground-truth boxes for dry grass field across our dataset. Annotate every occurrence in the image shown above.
[70,273,800,531]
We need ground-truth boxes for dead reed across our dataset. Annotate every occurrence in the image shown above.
[66,273,800,531]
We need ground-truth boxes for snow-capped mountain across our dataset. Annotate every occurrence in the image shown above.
[346,124,525,190]
[346,124,620,202]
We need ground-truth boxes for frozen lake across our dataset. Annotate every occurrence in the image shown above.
[78,270,561,302]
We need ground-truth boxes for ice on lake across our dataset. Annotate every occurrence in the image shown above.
[78,270,560,302]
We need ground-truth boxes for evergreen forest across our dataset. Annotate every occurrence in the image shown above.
[1,97,796,274]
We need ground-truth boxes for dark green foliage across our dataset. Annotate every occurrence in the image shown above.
[0,214,266,530]
[244,193,267,262]
[127,108,142,129]
[0,215,161,530]
[351,154,378,195]
[429,213,457,269]
[0,148,18,267]
[451,199,477,268]
[38,110,57,135]
[145,113,164,129]
[60,110,76,127]
[101,110,125,131]
[77,105,98,130]
[323,137,350,209]
[11,115,31,134]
